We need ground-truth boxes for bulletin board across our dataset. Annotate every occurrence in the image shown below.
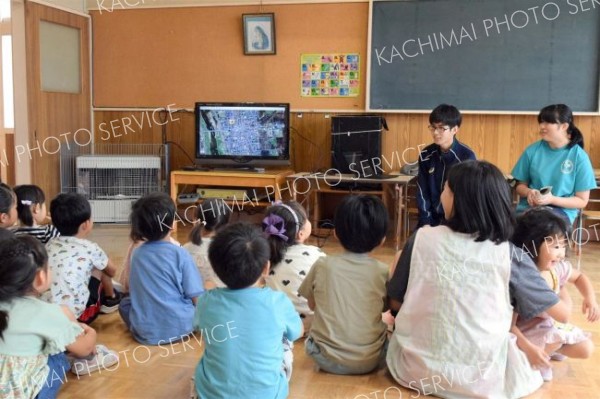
[300,53,361,97]
[91,3,368,110]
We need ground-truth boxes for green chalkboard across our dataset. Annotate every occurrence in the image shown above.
[368,0,600,112]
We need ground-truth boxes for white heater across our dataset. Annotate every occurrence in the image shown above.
[76,155,161,223]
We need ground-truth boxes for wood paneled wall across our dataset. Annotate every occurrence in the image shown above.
[94,111,600,174]
[91,3,367,110]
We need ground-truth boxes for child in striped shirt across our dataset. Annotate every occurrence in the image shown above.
[13,185,60,244]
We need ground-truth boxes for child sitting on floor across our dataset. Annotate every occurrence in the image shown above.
[194,222,303,399]
[183,198,231,289]
[386,160,571,398]
[0,184,18,229]
[0,235,97,398]
[116,234,180,294]
[43,193,122,322]
[511,207,598,381]
[263,200,324,331]
[42,193,120,376]
[119,192,204,345]
[299,194,389,375]
[13,184,60,244]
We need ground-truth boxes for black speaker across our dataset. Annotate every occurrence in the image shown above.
[331,115,387,179]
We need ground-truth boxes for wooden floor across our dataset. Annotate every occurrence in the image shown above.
[57,223,600,399]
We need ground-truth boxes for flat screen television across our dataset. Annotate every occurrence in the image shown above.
[194,102,290,169]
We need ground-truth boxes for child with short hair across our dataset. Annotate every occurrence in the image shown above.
[511,207,598,381]
[119,192,204,345]
[417,104,476,227]
[263,201,324,330]
[13,184,60,243]
[182,198,232,289]
[44,193,122,324]
[194,222,303,399]
[0,184,18,229]
[0,235,97,398]
[298,194,389,375]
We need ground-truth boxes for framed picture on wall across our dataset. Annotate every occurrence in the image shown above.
[243,13,276,55]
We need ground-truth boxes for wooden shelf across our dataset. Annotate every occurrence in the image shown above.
[286,172,415,250]
[313,186,384,195]
[170,169,294,231]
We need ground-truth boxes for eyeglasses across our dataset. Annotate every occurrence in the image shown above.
[428,125,452,134]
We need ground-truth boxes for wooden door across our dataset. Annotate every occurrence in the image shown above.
[26,2,90,197]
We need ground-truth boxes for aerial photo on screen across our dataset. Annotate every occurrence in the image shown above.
[198,107,287,157]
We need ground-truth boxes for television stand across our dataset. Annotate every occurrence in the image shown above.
[170,169,294,232]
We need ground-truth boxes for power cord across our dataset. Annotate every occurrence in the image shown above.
[290,126,328,173]
[312,222,334,248]
[165,140,196,165]
[157,108,196,165]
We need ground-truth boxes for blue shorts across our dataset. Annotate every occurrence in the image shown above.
[36,352,70,399]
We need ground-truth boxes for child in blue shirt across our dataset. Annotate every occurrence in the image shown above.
[417,104,476,227]
[119,192,204,345]
[194,222,303,399]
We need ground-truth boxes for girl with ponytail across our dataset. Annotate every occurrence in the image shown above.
[262,201,324,331]
[13,185,60,244]
[0,236,96,398]
[512,104,597,224]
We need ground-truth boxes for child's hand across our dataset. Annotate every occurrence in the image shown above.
[79,323,97,337]
[523,343,551,370]
[582,298,600,322]
[71,323,97,357]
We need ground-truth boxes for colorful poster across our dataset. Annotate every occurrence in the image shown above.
[300,53,360,97]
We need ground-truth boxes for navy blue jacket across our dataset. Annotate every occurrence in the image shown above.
[416,138,476,227]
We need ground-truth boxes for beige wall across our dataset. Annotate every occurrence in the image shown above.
[11,0,31,184]
[86,0,364,12]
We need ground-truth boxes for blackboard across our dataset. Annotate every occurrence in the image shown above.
[368,0,600,112]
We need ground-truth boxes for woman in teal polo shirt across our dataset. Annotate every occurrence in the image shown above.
[512,104,597,224]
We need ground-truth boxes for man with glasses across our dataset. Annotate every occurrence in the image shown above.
[416,104,476,228]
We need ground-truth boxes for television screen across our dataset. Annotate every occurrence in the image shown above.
[195,102,290,167]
